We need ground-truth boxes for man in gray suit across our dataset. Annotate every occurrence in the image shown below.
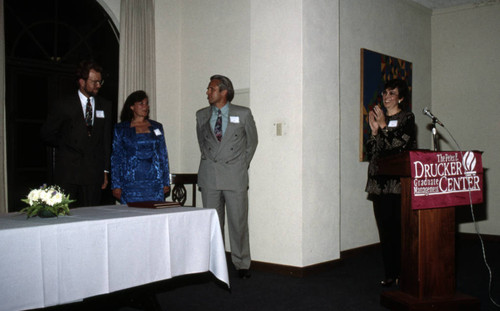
[196,75,258,279]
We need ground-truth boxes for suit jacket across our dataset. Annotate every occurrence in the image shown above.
[41,92,112,185]
[196,103,258,191]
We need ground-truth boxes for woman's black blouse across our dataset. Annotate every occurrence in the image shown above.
[365,110,417,197]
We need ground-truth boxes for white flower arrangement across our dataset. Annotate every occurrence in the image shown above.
[20,185,74,218]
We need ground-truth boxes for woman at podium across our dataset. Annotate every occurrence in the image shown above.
[365,79,417,287]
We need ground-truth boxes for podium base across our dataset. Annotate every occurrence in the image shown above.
[381,290,480,311]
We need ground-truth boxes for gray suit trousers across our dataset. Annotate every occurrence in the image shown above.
[201,188,250,270]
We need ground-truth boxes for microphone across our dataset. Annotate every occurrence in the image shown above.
[422,107,444,126]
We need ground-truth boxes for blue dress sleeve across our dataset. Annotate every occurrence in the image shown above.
[157,123,170,187]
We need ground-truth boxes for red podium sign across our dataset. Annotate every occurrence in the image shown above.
[378,151,481,310]
[410,150,483,209]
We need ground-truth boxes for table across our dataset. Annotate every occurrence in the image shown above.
[0,205,229,311]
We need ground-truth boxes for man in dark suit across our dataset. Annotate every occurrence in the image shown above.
[196,75,258,279]
[41,60,112,207]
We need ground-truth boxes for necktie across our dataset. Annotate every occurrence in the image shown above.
[214,109,222,141]
[85,97,92,135]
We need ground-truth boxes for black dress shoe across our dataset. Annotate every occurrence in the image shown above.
[238,269,251,279]
[380,277,399,287]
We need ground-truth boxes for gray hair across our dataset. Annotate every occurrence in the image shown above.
[210,74,234,102]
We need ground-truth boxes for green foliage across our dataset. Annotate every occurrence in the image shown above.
[20,185,75,218]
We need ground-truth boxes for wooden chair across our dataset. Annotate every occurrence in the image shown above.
[170,174,198,206]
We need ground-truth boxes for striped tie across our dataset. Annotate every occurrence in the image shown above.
[85,97,92,135]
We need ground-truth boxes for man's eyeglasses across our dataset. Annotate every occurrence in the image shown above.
[88,79,104,86]
[381,90,398,97]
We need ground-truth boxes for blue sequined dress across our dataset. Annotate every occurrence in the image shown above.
[111,120,170,203]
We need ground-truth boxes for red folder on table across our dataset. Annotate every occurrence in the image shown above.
[127,201,181,209]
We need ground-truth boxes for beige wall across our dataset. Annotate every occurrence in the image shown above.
[98,0,500,267]
[339,0,432,251]
[250,0,341,266]
[250,0,307,265]
[302,0,341,264]
[155,0,342,266]
[432,3,500,235]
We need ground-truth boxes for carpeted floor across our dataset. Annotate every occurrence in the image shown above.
[36,235,499,311]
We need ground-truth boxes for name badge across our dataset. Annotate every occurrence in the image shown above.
[96,110,105,118]
[154,129,162,136]
[388,120,398,127]
[230,116,240,123]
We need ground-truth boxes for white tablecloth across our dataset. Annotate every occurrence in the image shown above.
[0,205,229,311]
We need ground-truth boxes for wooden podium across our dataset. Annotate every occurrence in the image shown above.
[377,151,480,311]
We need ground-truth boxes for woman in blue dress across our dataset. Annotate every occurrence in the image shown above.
[111,90,170,203]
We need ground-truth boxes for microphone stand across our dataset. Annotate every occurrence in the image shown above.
[432,118,439,151]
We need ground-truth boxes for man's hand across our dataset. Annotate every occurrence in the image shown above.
[101,172,109,189]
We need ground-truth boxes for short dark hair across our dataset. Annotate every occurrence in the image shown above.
[384,79,410,108]
[120,90,149,122]
[210,74,234,102]
[76,60,103,81]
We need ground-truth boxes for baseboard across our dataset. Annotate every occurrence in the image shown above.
[230,234,499,278]
[229,243,380,278]
[458,232,500,242]
[250,257,343,278]
[340,242,380,259]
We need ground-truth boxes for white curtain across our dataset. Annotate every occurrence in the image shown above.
[0,0,7,214]
[118,0,157,119]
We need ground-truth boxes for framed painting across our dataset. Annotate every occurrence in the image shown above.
[360,48,412,161]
